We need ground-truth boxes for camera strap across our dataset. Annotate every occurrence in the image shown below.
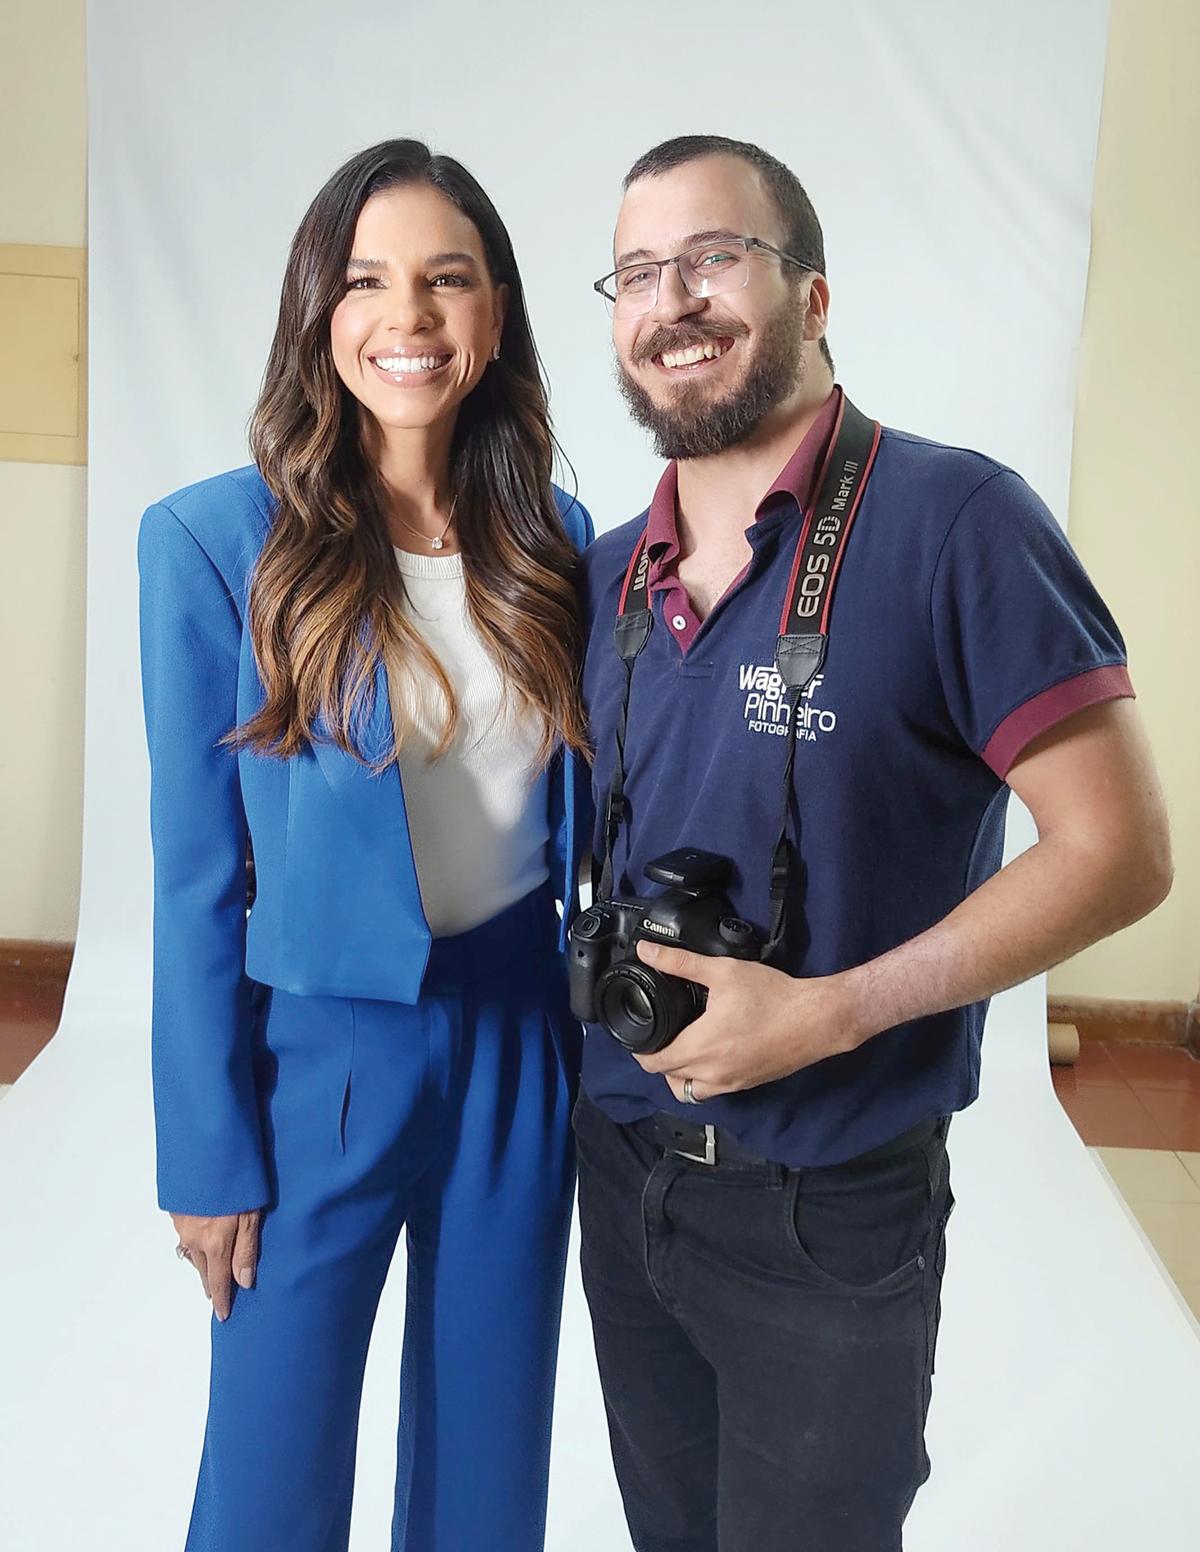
[601,393,882,958]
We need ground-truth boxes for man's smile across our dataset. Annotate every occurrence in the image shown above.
[650,336,739,376]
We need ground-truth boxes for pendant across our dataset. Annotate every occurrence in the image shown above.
[431,537,444,550]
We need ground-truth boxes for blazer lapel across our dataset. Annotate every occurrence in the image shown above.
[310,655,394,796]
[308,656,586,952]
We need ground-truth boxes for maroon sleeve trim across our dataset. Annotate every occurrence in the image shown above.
[981,665,1136,779]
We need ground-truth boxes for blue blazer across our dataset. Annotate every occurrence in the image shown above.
[138,467,595,1215]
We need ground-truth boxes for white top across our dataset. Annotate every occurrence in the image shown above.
[388,546,551,937]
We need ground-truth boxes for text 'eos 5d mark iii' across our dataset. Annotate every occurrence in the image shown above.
[568,848,760,1055]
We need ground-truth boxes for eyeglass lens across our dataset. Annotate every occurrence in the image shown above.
[613,241,751,315]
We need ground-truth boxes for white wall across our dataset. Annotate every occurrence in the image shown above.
[75,0,1110,1027]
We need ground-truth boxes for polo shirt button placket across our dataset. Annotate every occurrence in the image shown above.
[671,614,688,632]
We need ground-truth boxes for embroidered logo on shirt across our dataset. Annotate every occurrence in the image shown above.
[738,665,837,741]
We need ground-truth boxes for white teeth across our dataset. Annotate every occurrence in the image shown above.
[660,341,729,369]
[374,355,449,374]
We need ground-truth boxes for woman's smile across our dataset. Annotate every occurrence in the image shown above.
[366,348,455,388]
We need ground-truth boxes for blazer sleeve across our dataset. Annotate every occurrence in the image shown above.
[138,501,270,1217]
[574,500,596,548]
[554,484,595,550]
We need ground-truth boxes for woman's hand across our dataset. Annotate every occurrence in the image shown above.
[171,1210,263,1321]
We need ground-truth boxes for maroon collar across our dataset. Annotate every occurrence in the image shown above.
[644,385,843,583]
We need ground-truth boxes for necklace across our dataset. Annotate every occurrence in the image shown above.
[393,497,456,551]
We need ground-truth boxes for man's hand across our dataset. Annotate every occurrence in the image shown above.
[171,1210,263,1322]
[629,940,862,1104]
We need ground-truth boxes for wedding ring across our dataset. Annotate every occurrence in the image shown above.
[683,1077,699,1105]
[176,1243,193,1261]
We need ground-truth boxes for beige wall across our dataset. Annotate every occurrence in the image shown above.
[0,0,87,941]
[0,463,86,941]
[0,0,1195,1001]
[1049,0,1200,1005]
[0,0,87,249]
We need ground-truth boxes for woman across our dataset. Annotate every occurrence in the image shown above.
[138,139,594,1551]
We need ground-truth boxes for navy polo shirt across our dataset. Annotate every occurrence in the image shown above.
[579,386,1134,1166]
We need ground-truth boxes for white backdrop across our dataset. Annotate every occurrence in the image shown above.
[1,1,1197,1547]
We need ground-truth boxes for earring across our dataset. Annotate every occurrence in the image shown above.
[491,343,501,362]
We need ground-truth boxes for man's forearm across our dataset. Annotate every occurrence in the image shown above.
[836,833,1171,1049]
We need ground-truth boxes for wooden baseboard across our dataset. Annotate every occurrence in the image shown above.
[1047,995,1195,1050]
[0,940,71,1085]
[0,939,74,982]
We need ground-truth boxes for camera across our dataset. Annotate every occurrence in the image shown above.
[568,848,762,1054]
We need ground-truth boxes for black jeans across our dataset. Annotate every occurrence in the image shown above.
[572,1090,954,1552]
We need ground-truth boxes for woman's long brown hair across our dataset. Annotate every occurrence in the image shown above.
[229,139,590,771]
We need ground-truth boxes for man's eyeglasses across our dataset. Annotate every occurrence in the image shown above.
[593,236,822,318]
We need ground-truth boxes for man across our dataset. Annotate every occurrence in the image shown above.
[572,134,1171,1552]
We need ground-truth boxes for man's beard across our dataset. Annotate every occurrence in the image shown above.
[616,300,808,460]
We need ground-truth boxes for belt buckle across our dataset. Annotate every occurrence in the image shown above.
[671,1123,717,1167]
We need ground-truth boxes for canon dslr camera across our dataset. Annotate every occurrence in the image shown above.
[568,848,762,1055]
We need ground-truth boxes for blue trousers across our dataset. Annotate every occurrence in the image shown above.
[185,882,581,1552]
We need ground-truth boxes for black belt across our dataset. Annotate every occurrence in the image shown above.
[629,1110,946,1171]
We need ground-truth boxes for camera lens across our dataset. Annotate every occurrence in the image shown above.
[596,962,702,1055]
[597,965,668,1053]
[618,980,654,1027]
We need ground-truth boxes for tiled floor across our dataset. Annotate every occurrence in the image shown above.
[1052,1040,1200,1151]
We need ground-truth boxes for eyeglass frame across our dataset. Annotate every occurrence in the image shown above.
[592,235,823,312]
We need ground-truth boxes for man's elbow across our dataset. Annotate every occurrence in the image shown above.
[1114,822,1174,926]
[1142,847,1175,917]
